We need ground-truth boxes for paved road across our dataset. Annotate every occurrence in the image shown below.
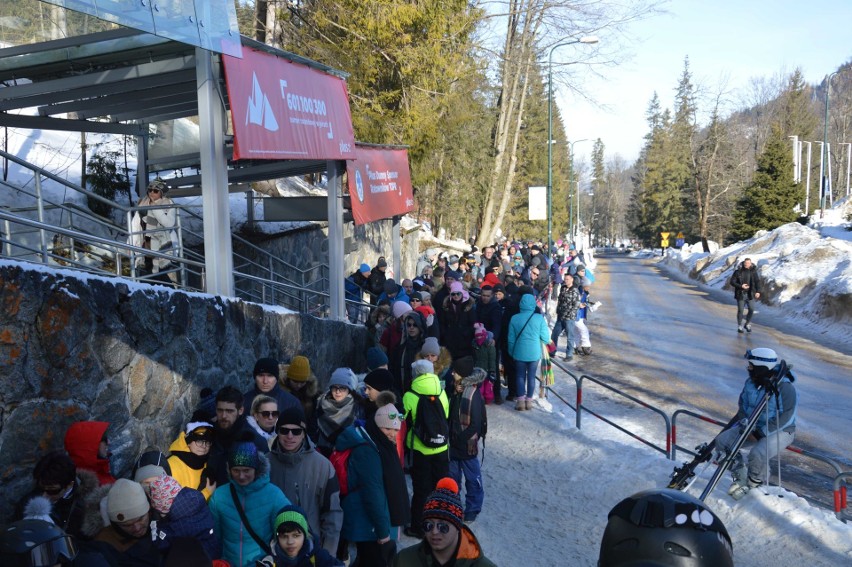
[552,253,852,507]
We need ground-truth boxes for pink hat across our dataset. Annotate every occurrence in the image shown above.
[149,475,183,515]
[449,281,469,301]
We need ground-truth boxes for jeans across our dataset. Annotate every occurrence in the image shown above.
[515,359,538,399]
[551,320,574,358]
[449,457,484,518]
[736,298,753,325]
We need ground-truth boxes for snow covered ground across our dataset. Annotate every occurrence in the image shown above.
[447,380,852,566]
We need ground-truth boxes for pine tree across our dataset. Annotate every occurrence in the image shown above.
[730,124,803,242]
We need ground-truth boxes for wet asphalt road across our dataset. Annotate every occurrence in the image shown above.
[552,253,852,508]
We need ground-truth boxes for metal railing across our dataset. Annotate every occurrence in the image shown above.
[0,149,335,313]
[545,358,850,517]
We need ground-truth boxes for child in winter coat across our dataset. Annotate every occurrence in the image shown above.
[447,357,487,523]
[471,323,497,404]
[257,504,343,567]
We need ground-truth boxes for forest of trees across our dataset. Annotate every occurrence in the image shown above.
[1,0,850,248]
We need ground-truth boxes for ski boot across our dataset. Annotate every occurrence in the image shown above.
[727,454,750,500]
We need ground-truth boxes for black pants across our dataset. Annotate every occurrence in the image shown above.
[354,541,385,567]
[502,350,517,398]
[410,450,450,530]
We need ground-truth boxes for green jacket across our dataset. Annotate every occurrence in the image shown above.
[402,372,449,455]
[392,526,496,566]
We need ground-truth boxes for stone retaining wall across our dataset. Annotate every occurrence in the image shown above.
[0,262,367,522]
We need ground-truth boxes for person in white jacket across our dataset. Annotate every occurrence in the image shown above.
[129,178,178,283]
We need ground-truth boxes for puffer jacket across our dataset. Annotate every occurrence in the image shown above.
[730,263,762,300]
[334,426,391,543]
[402,373,449,456]
[167,433,214,500]
[151,488,219,560]
[64,421,116,486]
[507,294,550,362]
[440,295,477,359]
[208,454,290,567]
[268,436,343,556]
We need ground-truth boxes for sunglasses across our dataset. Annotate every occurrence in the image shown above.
[451,292,463,297]
[40,484,64,496]
[277,426,304,436]
[148,188,162,194]
[410,298,422,303]
[385,412,401,420]
[421,520,452,534]
[257,410,279,419]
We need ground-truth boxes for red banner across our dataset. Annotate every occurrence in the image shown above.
[347,146,415,225]
[223,48,356,160]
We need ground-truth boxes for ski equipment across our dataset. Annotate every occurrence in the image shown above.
[0,520,78,566]
[409,392,449,448]
[598,488,733,567]
[697,359,788,501]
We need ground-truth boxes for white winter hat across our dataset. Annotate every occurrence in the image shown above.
[107,479,150,523]
[745,348,778,369]
[411,359,434,377]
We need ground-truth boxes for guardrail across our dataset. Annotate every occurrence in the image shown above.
[546,358,850,517]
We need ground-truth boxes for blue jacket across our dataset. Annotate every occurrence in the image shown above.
[208,455,290,567]
[334,426,391,543]
[738,372,797,437]
[151,488,219,560]
[507,295,550,362]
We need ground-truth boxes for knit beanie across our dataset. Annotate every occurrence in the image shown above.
[420,337,440,357]
[359,263,371,274]
[366,347,389,371]
[133,464,166,484]
[384,279,398,294]
[286,356,311,382]
[274,505,311,537]
[364,368,394,392]
[411,359,434,378]
[392,301,412,319]
[374,403,402,430]
[107,479,150,523]
[253,357,280,379]
[422,478,464,531]
[419,291,431,303]
[329,368,355,391]
[473,322,488,346]
[452,356,475,379]
[228,439,260,470]
[277,405,307,428]
[149,475,183,515]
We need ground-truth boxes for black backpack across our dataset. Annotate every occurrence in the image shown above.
[410,392,449,448]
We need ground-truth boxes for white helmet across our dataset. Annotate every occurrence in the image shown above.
[745,348,778,369]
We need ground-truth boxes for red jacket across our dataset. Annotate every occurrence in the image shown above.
[64,421,116,486]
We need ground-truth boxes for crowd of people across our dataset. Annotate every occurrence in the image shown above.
[2,239,776,567]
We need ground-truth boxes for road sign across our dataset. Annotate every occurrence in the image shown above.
[660,232,671,248]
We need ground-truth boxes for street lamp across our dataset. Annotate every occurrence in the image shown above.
[821,71,838,218]
[567,139,591,242]
[548,36,599,256]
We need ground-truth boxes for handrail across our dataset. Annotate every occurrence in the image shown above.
[546,359,850,514]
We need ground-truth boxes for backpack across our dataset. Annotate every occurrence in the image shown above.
[329,448,353,497]
[410,392,449,448]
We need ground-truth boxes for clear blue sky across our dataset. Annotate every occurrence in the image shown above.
[561,0,852,166]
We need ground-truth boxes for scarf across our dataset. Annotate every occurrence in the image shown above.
[317,394,356,441]
[458,386,478,429]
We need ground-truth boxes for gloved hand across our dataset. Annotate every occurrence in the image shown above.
[255,556,275,567]
[712,423,745,463]
[380,539,397,564]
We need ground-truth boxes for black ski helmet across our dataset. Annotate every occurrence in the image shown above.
[598,488,733,567]
[0,519,78,566]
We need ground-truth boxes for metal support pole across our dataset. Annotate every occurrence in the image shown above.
[327,160,346,321]
[803,141,812,215]
[817,141,824,214]
[196,48,235,296]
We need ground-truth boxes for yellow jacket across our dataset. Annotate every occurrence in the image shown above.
[167,434,214,500]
